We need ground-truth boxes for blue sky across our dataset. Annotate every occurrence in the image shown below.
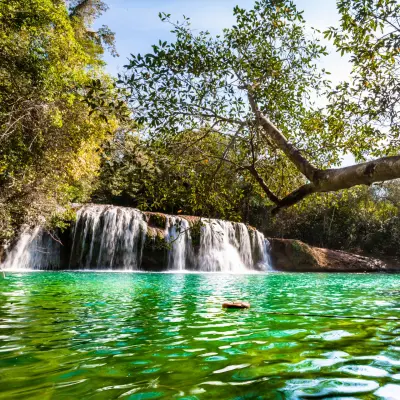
[95,0,355,166]
[96,0,351,83]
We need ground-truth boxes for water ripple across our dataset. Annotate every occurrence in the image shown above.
[0,272,399,399]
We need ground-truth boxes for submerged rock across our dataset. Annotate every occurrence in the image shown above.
[222,301,250,309]
[268,238,392,272]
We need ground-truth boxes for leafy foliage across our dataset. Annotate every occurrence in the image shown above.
[123,0,335,199]
[93,129,268,220]
[326,0,400,160]
[0,0,124,245]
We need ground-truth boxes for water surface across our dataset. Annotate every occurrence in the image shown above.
[1,272,400,399]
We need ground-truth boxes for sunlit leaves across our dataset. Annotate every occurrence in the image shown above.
[0,0,124,243]
[122,0,333,201]
[325,0,400,160]
[94,130,256,220]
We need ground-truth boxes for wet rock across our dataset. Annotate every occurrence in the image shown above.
[141,226,168,271]
[0,246,4,264]
[268,238,393,272]
[144,212,168,229]
[222,301,250,309]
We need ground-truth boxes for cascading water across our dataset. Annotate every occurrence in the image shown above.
[197,219,271,272]
[1,204,273,271]
[252,230,273,271]
[68,205,147,270]
[0,226,60,270]
[199,220,248,272]
[235,222,254,268]
[165,216,194,271]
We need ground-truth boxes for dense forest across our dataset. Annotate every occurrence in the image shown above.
[2,0,400,260]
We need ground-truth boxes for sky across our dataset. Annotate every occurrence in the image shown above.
[95,0,355,165]
[96,0,351,81]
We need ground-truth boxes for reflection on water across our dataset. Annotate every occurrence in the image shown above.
[0,272,400,399]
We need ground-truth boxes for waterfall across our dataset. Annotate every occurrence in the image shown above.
[197,219,272,272]
[68,205,147,270]
[252,230,273,271]
[0,226,60,270]
[235,222,254,268]
[165,216,194,271]
[1,204,272,272]
[199,220,248,272]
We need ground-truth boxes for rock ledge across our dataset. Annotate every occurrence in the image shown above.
[268,238,393,272]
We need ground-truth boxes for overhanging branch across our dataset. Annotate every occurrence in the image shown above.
[244,88,400,213]
[270,156,400,214]
[247,90,318,181]
[245,165,280,205]
[271,183,316,215]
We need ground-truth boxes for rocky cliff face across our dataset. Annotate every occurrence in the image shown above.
[268,238,394,272]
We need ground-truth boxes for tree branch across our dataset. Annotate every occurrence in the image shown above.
[271,183,316,215]
[213,125,244,177]
[247,89,318,181]
[244,89,400,213]
[271,156,400,213]
[245,165,281,205]
[316,156,400,192]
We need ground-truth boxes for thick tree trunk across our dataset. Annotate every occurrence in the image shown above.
[316,157,400,191]
[247,91,400,212]
[248,91,318,180]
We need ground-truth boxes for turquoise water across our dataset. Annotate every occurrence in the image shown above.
[0,272,400,399]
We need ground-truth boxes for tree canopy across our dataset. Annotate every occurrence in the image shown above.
[326,0,400,159]
[0,0,126,244]
[123,0,400,213]
[93,128,269,221]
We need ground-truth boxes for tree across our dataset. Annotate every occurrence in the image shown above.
[326,0,400,160]
[0,0,126,245]
[123,0,400,214]
[93,129,265,221]
[67,0,119,57]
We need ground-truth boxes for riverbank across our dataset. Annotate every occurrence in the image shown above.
[268,238,397,273]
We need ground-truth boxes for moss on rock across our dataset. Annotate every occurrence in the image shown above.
[145,212,167,229]
[145,226,167,250]
[187,218,202,247]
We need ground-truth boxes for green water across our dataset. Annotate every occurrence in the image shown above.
[1,272,400,399]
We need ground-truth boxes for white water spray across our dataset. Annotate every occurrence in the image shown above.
[1,226,60,270]
[1,205,272,272]
[166,216,194,271]
[69,205,147,270]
